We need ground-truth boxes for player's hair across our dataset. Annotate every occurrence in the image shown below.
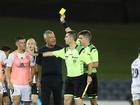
[26,38,38,52]
[1,46,10,52]
[66,30,77,41]
[78,30,92,41]
[15,36,25,42]
[43,30,54,39]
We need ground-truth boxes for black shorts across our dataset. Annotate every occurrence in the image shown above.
[85,73,98,99]
[3,92,8,97]
[64,74,86,98]
[31,83,39,95]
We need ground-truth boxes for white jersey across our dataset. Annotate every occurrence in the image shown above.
[0,50,7,65]
[131,58,140,94]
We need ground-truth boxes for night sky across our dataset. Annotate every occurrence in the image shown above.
[0,0,139,23]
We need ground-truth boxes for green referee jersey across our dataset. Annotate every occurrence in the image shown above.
[84,44,99,73]
[53,45,92,77]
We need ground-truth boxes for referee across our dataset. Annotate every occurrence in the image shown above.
[78,30,99,105]
[60,15,99,105]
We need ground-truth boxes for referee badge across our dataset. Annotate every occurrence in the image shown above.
[73,59,76,63]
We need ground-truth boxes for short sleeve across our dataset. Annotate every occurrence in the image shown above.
[91,49,99,62]
[0,51,7,65]
[6,53,14,67]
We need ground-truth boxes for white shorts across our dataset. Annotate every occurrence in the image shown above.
[132,93,140,101]
[12,84,31,101]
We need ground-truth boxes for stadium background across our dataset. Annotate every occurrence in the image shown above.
[0,0,140,104]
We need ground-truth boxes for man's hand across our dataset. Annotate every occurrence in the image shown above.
[87,75,92,84]
[60,15,66,23]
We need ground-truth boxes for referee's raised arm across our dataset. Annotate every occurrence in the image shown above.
[60,14,72,32]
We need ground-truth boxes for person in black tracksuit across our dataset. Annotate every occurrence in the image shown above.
[36,30,63,105]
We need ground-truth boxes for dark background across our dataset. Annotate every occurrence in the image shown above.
[0,0,140,23]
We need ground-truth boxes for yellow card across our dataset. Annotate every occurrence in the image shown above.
[59,8,66,15]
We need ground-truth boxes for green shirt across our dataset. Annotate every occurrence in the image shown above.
[84,44,99,73]
[53,45,92,77]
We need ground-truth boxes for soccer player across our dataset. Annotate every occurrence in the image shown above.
[36,30,63,105]
[26,38,39,105]
[5,36,35,105]
[1,46,11,105]
[0,49,10,105]
[131,48,140,105]
[43,30,93,105]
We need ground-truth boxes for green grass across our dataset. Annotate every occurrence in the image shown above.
[0,17,140,80]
